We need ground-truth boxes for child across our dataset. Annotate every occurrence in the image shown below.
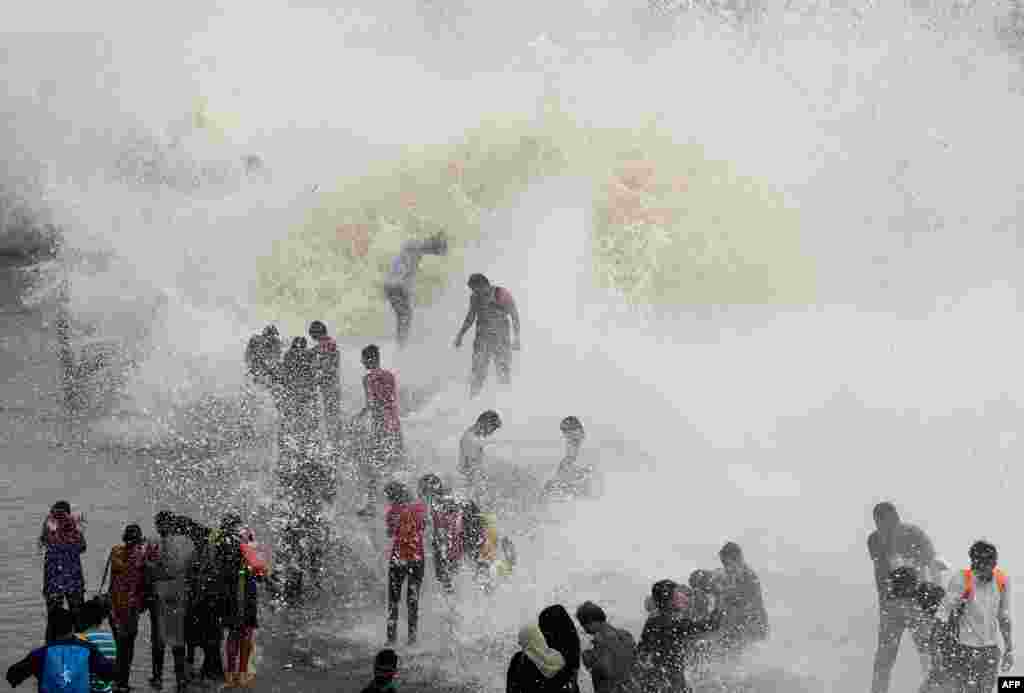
[384,482,427,645]
[76,597,117,693]
[361,649,399,693]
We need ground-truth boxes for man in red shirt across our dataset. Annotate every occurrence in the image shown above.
[383,482,427,646]
[355,345,404,518]
[453,274,521,398]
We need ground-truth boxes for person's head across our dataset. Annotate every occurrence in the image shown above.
[475,410,502,436]
[418,473,443,500]
[154,511,174,538]
[51,500,71,516]
[873,502,900,532]
[538,604,581,669]
[77,597,109,632]
[374,649,398,680]
[263,325,279,339]
[122,523,143,546]
[427,231,449,255]
[719,542,744,572]
[560,416,584,441]
[575,601,607,635]
[290,336,307,351]
[308,320,327,340]
[384,481,410,504]
[220,513,243,535]
[361,344,380,369]
[49,607,76,639]
[467,273,491,297]
[969,540,999,583]
[689,569,714,592]
[651,579,679,613]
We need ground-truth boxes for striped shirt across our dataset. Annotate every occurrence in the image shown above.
[79,630,116,693]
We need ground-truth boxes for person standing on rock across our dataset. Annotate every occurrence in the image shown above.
[453,274,520,398]
[381,232,448,348]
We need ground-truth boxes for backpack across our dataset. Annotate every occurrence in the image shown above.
[40,642,91,693]
[948,567,1008,642]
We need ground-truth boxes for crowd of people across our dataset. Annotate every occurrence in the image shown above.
[16,236,1015,693]
[10,504,268,693]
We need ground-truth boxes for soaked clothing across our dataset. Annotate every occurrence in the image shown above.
[245,333,281,380]
[152,534,195,648]
[79,631,116,693]
[108,543,157,634]
[458,428,493,507]
[426,495,465,591]
[717,565,769,650]
[581,623,637,693]
[386,501,427,563]
[312,335,340,424]
[386,287,412,348]
[869,523,937,600]
[6,638,115,693]
[936,571,1012,649]
[637,611,720,693]
[363,368,404,469]
[40,512,86,598]
[463,286,517,397]
[387,561,424,644]
[871,597,932,693]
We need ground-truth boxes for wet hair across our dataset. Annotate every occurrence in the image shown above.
[651,579,679,612]
[689,569,715,592]
[308,320,327,338]
[77,596,109,631]
[384,481,410,504]
[49,607,76,637]
[155,511,174,534]
[476,410,502,430]
[467,273,490,289]
[560,416,584,434]
[539,604,581,672]
[575,601,606,626]
[122,523,143,545]
[362,344,380,366]
[374,649,398,676]
[418,474,443,497]
[291,336,307,350]
[719,542,743,562]
[873,502,899,524]
[969,540,998,564]
[52,501,71,514]
[263,325,279,337]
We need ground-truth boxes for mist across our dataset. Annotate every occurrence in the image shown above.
[4,1,1024,690]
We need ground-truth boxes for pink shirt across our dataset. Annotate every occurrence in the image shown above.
[385,501,427,562]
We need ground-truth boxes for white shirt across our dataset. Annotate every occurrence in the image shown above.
[936,570,1012,649]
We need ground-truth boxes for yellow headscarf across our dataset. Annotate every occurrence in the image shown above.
[518,623,565,678]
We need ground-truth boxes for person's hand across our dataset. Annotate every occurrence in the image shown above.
[1002,650,1014,672]
[453,335,463,349]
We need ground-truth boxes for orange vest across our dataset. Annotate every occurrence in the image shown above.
[962,567,1007,600]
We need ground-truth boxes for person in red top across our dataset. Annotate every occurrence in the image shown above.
[417,474,464,595]
[308,321,341,435]
[354,345,405,518]
[383,482,427,646]
[453,274,521,398]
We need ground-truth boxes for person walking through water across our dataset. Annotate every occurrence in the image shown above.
[39,501,87,643]
[278,337,318,458]
[355,345,404,517]
[150,512,195,693]
[934,540,1013,693]
[383,482,427,646]
[308,321,341,438]
[458,410,502,510]
[453,274,521,399]
[868,501,938,693]
[380,232,448,348]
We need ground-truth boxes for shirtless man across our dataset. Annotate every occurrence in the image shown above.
[457,410,502,509]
